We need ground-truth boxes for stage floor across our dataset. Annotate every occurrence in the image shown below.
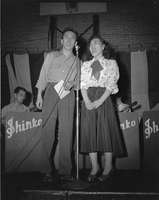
[1,169,159,200]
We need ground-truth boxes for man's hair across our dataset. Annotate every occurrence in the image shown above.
[62,27,78,40]
[14,87,27,94]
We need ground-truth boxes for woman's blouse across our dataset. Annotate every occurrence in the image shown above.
[80,57,119,94]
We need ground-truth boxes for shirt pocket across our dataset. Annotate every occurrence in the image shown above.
[48,64,62,77]
[52,63,61,69]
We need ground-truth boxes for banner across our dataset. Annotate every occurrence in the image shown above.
[115,112,140,169]
[4,111,158,172]
[143,110,159,170]
[5,112,43,173]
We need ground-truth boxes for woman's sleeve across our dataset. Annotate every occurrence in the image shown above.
[106,60,120,94]
[80,62,89,89]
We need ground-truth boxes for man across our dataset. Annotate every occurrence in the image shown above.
[1,87,29,126]
[36,27,79,182]
[116,97,131,112]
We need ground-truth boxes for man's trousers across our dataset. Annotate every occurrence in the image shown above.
[41,83,75,175]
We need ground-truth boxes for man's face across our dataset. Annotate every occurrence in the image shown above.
[14,90,26,103]
[61,31,77,50]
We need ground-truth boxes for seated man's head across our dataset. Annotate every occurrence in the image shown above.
[14,87,27,104]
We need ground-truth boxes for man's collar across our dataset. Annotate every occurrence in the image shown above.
[55,49,63,58]
[56,49,74,59]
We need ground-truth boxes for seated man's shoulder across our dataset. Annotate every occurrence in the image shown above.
[1,103,13,119]
[23,104,30,111]
[2,103,13,111]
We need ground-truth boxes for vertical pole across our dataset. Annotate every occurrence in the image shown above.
[63,46,90,189]
[93,14,100,35]
[50,16,57,50]
[75,46,80,180]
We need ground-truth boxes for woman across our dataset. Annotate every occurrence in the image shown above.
[80,35,124,182]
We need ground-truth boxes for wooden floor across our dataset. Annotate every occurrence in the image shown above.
[1,169,159,200]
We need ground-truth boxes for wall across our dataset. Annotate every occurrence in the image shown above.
[1,1,159,107]
[2,1,159,51]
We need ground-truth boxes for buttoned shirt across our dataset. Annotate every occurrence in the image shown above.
[80,57,119,94]
[36,50,77,91]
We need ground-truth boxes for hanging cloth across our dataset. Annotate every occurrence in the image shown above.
[5,54,18,103]
[131,51,150,117]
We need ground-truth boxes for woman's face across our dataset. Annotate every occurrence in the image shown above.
[89,38,104,59]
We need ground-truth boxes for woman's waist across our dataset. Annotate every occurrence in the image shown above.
[88,87,106,92]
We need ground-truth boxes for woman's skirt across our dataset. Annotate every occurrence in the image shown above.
[80,87,124,156]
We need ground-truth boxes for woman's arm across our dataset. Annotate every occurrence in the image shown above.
[92,89,111,109]
[81,89,94,110]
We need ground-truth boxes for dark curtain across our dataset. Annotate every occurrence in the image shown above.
[146,49,159,109]
[115,51,131,105]
[29,53,44,104]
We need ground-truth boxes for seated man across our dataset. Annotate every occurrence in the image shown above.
[116,97,131,113]
[1,86,29,126]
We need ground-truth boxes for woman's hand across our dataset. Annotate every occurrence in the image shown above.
[92,89,111,109]
[92,99,103,109]
[85,99,94,110]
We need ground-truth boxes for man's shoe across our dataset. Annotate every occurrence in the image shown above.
[60,175,75,181]
[43,173,53,182]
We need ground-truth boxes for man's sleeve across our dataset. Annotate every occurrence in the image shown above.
[35,52,54,91]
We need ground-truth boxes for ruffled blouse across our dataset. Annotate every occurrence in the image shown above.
[80,57,119,94]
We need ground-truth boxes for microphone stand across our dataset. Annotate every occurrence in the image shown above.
[63,46,90,190]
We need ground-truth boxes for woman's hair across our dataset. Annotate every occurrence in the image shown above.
[14,87,26,94]
[88,35,114,59]
[62,27,78,40]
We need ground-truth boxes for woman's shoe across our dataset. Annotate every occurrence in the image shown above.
[99,168,115,182]
[87,173,97,182]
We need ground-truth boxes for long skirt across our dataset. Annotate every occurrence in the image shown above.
[80,87,124,156]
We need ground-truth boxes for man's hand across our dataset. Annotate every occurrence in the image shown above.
[118,102,130,113]
[36,96,43,110]
[64,81,75,91]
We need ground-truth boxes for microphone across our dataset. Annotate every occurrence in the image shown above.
[75,45,80,51]
[128,101,138,109]
[29,105,38,112]
[119,101,138,112]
